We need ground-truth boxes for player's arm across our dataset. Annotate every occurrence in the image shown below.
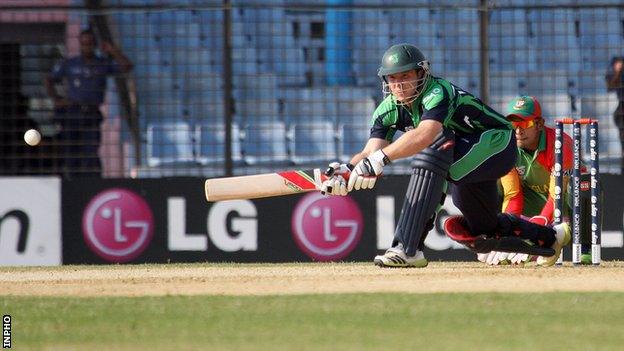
[538,132,574,222]
[500,168,524,216]
[102,41,134,73]
[537,173,556,223]
[350,137,389,165]
[321,137,389,196]
[380,119,442,161]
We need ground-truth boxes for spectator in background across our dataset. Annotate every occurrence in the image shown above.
[606,56,624,172]
[44,29,133,178]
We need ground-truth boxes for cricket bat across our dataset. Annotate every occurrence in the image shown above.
[205,168,334,202]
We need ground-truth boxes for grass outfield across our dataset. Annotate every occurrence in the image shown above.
[3,293,624,351]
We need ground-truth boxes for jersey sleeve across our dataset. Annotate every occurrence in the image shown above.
[420,83,450,124]
[500,168,524,216]
[369,97,398,141]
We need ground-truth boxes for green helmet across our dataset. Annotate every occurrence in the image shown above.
[378,44,431,105]
[377,44,429,78]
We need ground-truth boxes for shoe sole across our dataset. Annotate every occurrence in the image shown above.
[373,257,428,268]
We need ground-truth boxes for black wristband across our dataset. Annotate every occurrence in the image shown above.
[380,150,391,165]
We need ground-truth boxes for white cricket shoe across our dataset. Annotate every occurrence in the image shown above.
[374,243,428,268]
[537,222,571,267]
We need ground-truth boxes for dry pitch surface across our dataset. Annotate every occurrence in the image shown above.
[1,261,623,297]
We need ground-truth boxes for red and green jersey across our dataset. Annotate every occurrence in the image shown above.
[500,126,574,220]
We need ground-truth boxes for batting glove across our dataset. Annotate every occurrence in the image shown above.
[347,150,390,191]
[320,162,353,196]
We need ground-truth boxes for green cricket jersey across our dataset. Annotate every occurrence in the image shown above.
[369,76,514,180]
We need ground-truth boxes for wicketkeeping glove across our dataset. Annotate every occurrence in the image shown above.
[508,252,531,265]
[320,162,353,196]
[528,215,549,226]
[477,251,531,265]
[347,149,390,191]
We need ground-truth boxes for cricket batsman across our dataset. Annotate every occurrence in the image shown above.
[320,44,570,267]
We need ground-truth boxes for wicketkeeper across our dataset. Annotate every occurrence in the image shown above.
[481,96,594,265]
[320,44,570,268]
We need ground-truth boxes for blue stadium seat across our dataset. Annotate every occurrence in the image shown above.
[489,71,523,96]
[526,71,571,95]
[146,121,196,167]
[338,123,369,162]
[290,121,337,165]
[538,94,574,121]
[196,122,242,165]
[242,121,289,165]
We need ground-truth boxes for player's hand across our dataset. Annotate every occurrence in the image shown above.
[529,215,549,226]
[327,162,353,177]
[320,175,348,196]
[320,162,353,196]
[347,150,390,191]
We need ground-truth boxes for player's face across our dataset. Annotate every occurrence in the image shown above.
[80,33,96,58]
[513,119,542,150]
[386,70,421,103]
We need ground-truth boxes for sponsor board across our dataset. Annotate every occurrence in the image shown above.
[60,174,624,264]
[0,177,62,266]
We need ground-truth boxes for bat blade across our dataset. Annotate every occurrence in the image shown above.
[205,169,327,202]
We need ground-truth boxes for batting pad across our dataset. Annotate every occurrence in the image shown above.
[394,130,454,256]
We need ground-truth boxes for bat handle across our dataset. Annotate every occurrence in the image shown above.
[320,167,336,195]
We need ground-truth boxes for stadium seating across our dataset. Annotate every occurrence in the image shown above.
[242,121,289,165]
[290,121,337,165]
[196,122,242,165]
[146,121,196,167]
[338,123,369,162]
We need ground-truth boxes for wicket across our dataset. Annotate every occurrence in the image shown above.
[554,118,601,265]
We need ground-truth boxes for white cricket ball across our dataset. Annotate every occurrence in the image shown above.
[24,129,41,146]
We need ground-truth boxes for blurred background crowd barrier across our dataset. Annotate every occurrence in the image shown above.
[1,0,622,178]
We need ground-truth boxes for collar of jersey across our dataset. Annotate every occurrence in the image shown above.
[519,128,546,162]
[536,128,547,152]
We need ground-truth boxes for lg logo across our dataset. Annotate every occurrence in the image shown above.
[167,198,257,252]
[82,189,154,263]
[82,191,259,262]
[291,193,363,261]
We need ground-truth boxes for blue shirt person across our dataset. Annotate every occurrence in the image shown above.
[44,29,133,177]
